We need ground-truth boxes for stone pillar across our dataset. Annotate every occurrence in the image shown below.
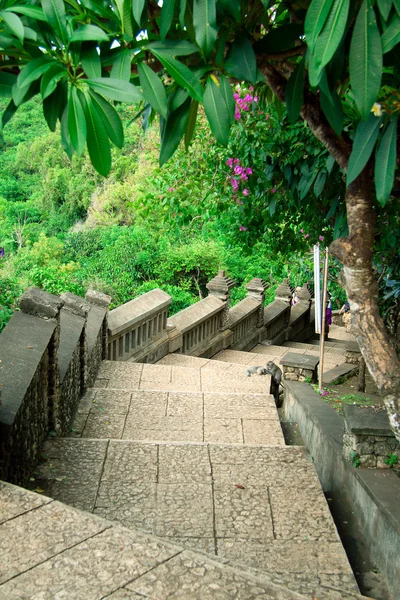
[274,278,294,303]
[206,270,236,331]
[19,287,63,427]
[296,284,312,323]
[245,278,268,328]
[85,289,111,359]
[61,292,90,392]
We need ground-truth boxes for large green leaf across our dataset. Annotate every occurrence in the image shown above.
[41,0,67,43]
[314,0,350,71]
[377,0,393,21]
[7,6,46,21]
[305,0,334,52]
[145,40,198,56]
[81,92,111,176]
[110,50,132,81]
[170,87,189,111]
[225,38,257,84]
[43,83,63,131]
[219,74,234,124]
[381,13,400,53]
[86,78,143,102]
[115,0,133,37]
[306,48,323,87]
[132,0,146,26]
[218,0,241,21]
[285,58,305,123]
[320,87,343,135]
[152,50,203,101]
[184,99,198,149]
[60,105,74,159]
[160,0,176,41]
[0,11,24,42]
[80,0,117,21]
[17,57,53,89]
[1,99,18,130]
[203,77,230,146]
[180,0,187,27]
[81,45,102,78]
[375,116,397,204]
[88,89,124,148]
[68,86,87,156]
[0,72,17,97]
[40,62,65,99]
[160,96,191,166]
[138,61,168,119]
[193,0,217,58]
[70,24,109,43]
[347,113,382,184]
[350,0,382,120]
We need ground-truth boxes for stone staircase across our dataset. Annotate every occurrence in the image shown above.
[8,341,374,600]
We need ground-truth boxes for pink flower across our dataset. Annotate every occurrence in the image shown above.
[243,188,249,196]
[320,390,328,396]
[271,187,277,193]
[304,233,310,239]
[226,158,233,167]
[231,178,239,190]
[241,174,248,181]
[319,235,324,241]
[249,86,254,91]
[239,225,247,231]
[300,228,304,233]
[233,159,240,165]
[235,108,241,120]
[265,114,270,120]
[234,166,243,175]
[254,96,258,102]
[382,257,386,261]
[233,92,239,100]
[169,187,175,192]
[246,168,253,175]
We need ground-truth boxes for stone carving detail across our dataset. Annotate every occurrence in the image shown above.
[206,270,236,330]
[295,284,312,305]
[274,279,293,303]
[245,278,268,328]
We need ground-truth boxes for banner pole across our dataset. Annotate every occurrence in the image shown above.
[319,247,329,392]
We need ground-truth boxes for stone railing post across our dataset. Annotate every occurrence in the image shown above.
[85,289,112,359]
[61,292,90,392]
[296,283,312,321]
[245,278,268,328]
[19,287,63,426]
[206,270,236,331]
[274,278,294,303]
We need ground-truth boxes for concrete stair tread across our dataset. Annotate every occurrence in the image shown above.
[26,439,360,599]
[74,387,284,446]
[323,363,359,384]
[0,480,316,600]
[212,349,343,372]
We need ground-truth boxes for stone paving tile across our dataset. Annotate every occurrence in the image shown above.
[212,463,318,489]
[77,389,97,414]
[201,375,269,394]
[164,536,216,554]
[214,484,274,540]
[269,484,340,541]
[129,390,168,417]
[252,345,289,356]
[209,444,310,465]
[204,418,243,444]
[141,363,172,383]
[158,444,211,484]
[70,411,89,436]
[89,389,132,413]
[212,350,255,364]
[123,415,203,442]
[95,481,156,533]
[217,538,353,575]
[256,572,360,599]
[242,419,285,445]
[129,551,307,600]
[158,354,210,368]
[107,377,141,390]
[166,392,203,419]
[0,501,107,584]
[102,441,158,482]
[204,393,276,420]
[171,366,202,387]
[0,526,179,600]
[82,412,126,439]
[106,590,148,599]
[154,484,214,537]
[0,481,51,524]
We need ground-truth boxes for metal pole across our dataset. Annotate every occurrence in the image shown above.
[319,247,329,392]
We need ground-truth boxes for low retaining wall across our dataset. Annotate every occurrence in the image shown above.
[284,381,400,600]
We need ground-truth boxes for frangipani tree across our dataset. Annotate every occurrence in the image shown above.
[0,0,399,439]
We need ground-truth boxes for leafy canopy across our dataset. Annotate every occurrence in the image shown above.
[0,0,399,203]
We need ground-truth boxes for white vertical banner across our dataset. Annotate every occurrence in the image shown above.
[314,244,321,333]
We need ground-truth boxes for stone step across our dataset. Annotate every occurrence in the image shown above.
[283,341,346,355]
[323,363,359,385]
[27,439,361,600]
[0,480,314,600]
[212,348,343,372]
[73,387,285,445]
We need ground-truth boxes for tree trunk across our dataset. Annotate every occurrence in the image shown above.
[358,356,366,393]
[330,171,400,441]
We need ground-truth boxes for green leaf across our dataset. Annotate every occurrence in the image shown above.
[23,27,38,41]
[314,0,350,71]
[160,0,176,42]
[184,99,198,149]
[138,61,168,119]
[145,40,198,56]
[0,72,17,97]
[375,116,397,204]
[40,63,65,99]
[193,0,218,58]
[219,74,234,124]
[203,77,230,146]
[381,12,400,53]
[306,48,323,87]
[218,0,241,21]
[115,0,133,37]
[80,0,117,21]
[68,86,86,156]
[160,96,191,166]
[85,78,143,102]
[132,0,146,26]
[394,0,400,15]
[88,89,124,148]
[377,0,393,21]
[0,11,24,42]
[305,0,334,52]
[6,6,46,21]
[350,0,383,120]
[225,38,257,84]
[81,92,111,176]
[2,99,18,129]
[314,170,327,196]
[81,44,102,78]
[180,0,187,27]
[60,105,74,159]
[17,57,53,89]
[285,58,305,123]
[347,113,382,184]
[110,50,132,81]
[152,50,203,101]
[320,72,344,134]
[43,83,63,131]
[41,0,67,43]
[70,24,109,43]
[170,86,189,111]
[254,24,303,54]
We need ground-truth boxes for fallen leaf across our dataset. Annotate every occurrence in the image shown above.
[235,484,245,489]
[34,487,45,493]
